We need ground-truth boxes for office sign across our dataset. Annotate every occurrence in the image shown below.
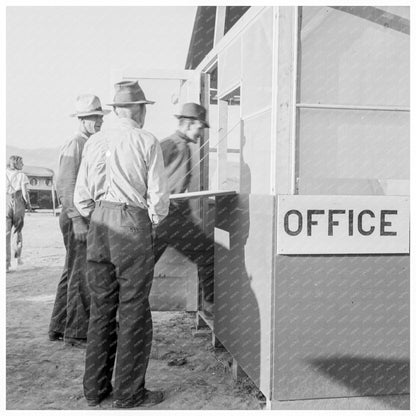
[277,195,409,254]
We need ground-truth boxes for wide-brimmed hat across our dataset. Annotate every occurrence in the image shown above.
[70,94,110,117]
[107,80,155,106]
[174,103,210,128]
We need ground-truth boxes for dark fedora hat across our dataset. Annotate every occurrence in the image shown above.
[174,102,210,128]
[107,80,155,106]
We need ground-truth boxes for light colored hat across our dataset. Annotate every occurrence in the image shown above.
[70,94,110,118]
[174,102,210,128]
[107,81,155,106]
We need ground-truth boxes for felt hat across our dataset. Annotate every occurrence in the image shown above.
[174,102,210,128]
[107,80,155,106]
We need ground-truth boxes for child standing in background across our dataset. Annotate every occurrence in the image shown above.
[6,155,32,272]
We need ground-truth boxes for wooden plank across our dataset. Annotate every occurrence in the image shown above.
[297,103,410,112]
[170,190,236,200]
[117,68,194,80]
[200,72,211,233]
[197,310,214,331]
[214,194,274,395]
[232,358,247,381]
[274,6,298,196]
[212,332,224,349]
[195,314,209,331]
[217,99,228,189]
[214,6,227,45]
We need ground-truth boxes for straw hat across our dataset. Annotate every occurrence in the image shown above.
[70,94,110,117]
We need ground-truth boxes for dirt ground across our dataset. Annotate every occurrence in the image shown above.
[6,212,263,410]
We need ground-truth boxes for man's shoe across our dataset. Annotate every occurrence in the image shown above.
[112,389,164,408]
[86,385,113,407]
[48,330,64,341]
[141,389,164,407]
[64,337,87,349]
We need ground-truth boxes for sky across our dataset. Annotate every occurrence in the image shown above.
[6,6,197,149]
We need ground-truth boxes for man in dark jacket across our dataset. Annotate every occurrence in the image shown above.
[154,103,214,316]
[48,94,109,347]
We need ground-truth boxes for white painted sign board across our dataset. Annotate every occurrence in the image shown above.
[277,195,409,254]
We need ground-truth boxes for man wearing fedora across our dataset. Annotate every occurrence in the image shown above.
[48,94,109,348]
[74,81,169,408]
[153,103,215,317]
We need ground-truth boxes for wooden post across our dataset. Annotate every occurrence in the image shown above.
[217,99,228,190]
[214,7,227,45]
[212,332,224,349]
[274,6,299,196]
[195,312,209,330]
[232,358,246,381]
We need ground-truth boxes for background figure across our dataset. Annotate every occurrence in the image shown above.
[74,81,169,408]
[6,155,32,272]
[48,95,109,348]
[154,103,214,316]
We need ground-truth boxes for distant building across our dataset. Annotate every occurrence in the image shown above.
[23,165,58,213]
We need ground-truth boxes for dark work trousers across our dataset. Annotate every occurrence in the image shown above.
[6,191,25,268]
[83,200,154,404]
[153,205,214,303]
[49,208,90,339]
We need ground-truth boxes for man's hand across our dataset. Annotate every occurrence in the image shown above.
[72,217,88,242]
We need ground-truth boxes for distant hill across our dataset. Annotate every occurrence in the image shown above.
[6,145,60,175]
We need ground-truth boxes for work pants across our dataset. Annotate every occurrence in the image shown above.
[49,208,90,338]
[83,201,154,403]
[6,192,25,268]
[153,205,214,303]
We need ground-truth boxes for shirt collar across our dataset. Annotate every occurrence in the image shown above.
[175,130,193,143]
[76,131,89,140]
[117,117,142,129]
